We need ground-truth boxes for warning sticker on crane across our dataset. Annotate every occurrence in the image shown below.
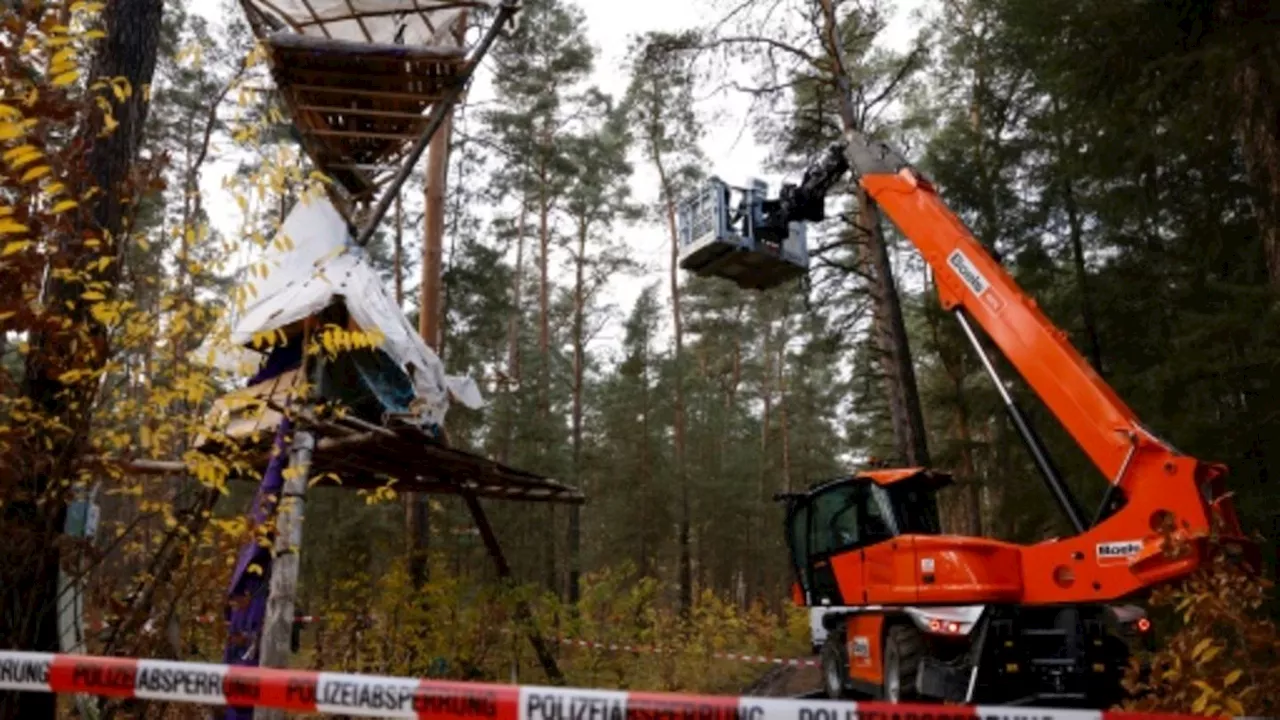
[947,249,1005,313]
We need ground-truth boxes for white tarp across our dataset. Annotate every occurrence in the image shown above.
[220,195,483,428]
[253,0,496,46]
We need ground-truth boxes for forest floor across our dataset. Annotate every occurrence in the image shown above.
[742,658,823,696]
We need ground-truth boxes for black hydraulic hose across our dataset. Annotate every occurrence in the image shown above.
[953,309,1088,534]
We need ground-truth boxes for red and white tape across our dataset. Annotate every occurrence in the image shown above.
[0,650,1239,720]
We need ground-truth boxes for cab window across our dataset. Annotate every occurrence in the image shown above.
[789,504,810,588]
[885,483,941,534]
[808,483,866,556]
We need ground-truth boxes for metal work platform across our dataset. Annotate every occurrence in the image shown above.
[677,177,809,291]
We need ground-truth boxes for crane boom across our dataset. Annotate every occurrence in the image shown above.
[800,133,1242,534]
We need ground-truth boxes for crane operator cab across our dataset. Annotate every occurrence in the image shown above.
[779,468,945,610]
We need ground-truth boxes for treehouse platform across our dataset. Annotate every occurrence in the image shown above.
[194,357,583,506]
[239,0,486,220]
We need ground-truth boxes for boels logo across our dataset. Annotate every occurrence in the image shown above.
[947,249,1005,313]
[1095,540,1143,566]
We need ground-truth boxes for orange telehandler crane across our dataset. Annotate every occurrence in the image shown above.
[675,133,1249,707]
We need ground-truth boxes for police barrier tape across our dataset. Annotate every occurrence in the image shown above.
[0,650,1244,720]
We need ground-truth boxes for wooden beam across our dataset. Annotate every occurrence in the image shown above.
[343,0,374,41]
[296,0,332,38]
[265,31,467,59]
[277,66,458,87]
[286,84,448,103]
[462,492,566,684]
[295,104,428,120]
[290,3,486,28]
[304,128,425,141]
[243,0,306,32]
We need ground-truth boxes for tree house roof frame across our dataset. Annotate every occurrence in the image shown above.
[236,0,506,227]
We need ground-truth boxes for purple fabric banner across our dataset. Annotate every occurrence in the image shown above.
[222,416,292,720]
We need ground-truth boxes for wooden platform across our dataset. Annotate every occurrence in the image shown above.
[298,410,584,504]
[262,32,467,205]
[191,402,583,505]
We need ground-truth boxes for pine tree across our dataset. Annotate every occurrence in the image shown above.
[623,30,706,615]
[482,0,595,593]
[562,90,638,602]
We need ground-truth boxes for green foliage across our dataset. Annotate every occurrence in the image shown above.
[249,560,809,693]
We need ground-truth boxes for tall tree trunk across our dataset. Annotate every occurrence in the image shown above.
[779,353,793,494]
[856,190,931,466]
[638,348,653,577]
[394,195,404,305]
[655,154,691,616]
[1216,0,1280,288]
[924,285,982,535]
[817,0,929,467]
[499,197,528,465]
[753,313,775,605]
[568,222,587,604]
[2,2,163,718]
[407,110,453,589]
[537,156,556,596]
[1050,100,1104,373]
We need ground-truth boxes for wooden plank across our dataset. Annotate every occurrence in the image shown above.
[276,67,455,91]
[343,0,374,41]
[296,104,428,120]
[268,53,463,80]
[304,128,425,141]
[265,31,467,60]
[291,3,484,28]
[243,0,306,32]
[286,84,449,102]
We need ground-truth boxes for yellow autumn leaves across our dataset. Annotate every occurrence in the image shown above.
[0,4,113,265]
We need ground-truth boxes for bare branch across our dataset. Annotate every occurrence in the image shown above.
[863,44,927,113]
[698,35,824,72]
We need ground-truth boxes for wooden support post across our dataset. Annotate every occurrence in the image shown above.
[461,492,565,685]
[257,428,314,720]
[405,89,454,589]
[421,109,451,352]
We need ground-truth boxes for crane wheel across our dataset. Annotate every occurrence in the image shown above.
[882,624,923,702]
[820,634,851,699]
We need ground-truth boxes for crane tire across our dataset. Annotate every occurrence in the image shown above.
[883,624,923,702]
[820,634,851,699]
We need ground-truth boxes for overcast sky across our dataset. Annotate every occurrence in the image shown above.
[193,0,925,363]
